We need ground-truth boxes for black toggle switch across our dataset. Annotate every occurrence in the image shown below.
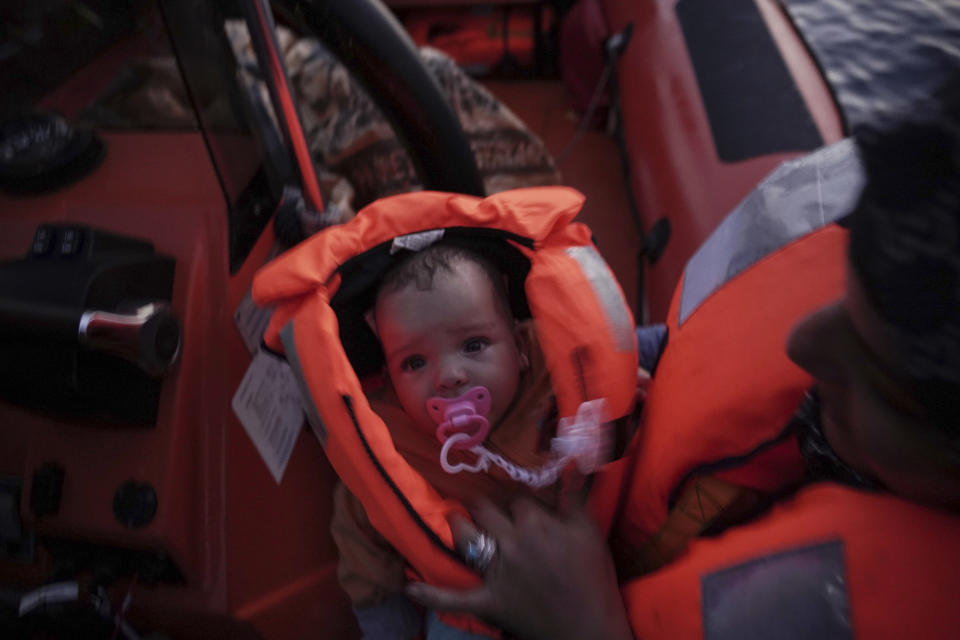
[113,481,157,528]
[31,226,54,256]
[59,228,82,256]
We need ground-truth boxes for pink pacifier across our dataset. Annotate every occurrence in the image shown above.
[426,386,492,449]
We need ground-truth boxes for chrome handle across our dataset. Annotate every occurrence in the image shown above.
[78,303,181,376]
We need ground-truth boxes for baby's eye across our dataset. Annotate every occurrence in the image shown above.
[401,355,426,372]
[463,338,489,354]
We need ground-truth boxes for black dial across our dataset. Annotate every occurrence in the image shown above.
[0,111,104,192]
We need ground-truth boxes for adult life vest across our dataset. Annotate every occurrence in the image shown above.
[611,139,960,636]
[622,484,960,639]
[612,138,864,549]
[251,186,638,591]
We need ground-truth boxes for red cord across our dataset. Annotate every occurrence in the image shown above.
[251,0,325,213]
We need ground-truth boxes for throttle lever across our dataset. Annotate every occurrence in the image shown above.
[78,303,181,376]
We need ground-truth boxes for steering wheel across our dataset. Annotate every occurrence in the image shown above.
[271,0,485,199]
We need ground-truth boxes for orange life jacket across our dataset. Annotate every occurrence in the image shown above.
[252,187,637,591]
[613,139,863,549]
[622,484,960,639]
[612,140,960,637]
[614,223,847,548]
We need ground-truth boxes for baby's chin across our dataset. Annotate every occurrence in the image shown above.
[414,416,440,438]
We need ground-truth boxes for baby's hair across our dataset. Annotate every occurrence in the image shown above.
[376,244,512,316]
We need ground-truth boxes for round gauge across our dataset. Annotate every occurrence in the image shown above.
[0,111,104,192]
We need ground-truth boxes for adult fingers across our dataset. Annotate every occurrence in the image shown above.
[637,366,651,385]
[509,495,553,530]
[405,582,493,618]
[469,498,515,539]
[558,466,591,519]
[634,367,651,405]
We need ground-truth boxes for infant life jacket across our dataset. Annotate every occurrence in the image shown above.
[612,138,862,549]
[252,186,638,590]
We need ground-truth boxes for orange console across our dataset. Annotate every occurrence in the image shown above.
[0,127,355,638]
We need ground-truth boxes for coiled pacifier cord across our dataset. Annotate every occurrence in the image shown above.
[438,399,611,489]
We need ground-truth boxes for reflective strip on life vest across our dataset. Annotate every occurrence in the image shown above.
[679,138,863,324]
[565,245,635,353]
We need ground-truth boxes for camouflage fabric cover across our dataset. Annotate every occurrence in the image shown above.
[230,23,561,210]
[284,35,561,208]
[80,22,561,222]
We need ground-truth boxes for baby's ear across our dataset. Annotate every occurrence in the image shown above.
[364,308,377,335]
[514,321,531,372]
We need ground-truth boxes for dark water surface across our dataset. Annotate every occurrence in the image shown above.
[782,0,960,131]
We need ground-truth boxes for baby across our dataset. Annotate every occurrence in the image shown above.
[371,244,530,448]
[332,243,560,639]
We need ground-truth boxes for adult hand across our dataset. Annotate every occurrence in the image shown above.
[636,366,651,404]
[405,483,634,640]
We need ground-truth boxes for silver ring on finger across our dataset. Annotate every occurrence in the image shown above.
[464,530,498,573]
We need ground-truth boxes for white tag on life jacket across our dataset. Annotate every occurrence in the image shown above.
[232,350,304,484]
[391,229,445,254]
[234,290,274,354]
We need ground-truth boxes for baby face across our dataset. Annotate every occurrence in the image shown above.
[374,260,526,435]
